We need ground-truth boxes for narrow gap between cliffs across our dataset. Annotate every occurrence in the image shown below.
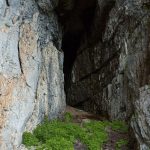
[22,1,133,149]
[55,0,97,108]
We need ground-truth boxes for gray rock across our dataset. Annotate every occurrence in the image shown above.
[0,0,65,149]
[67,0,150,149]
[131,86,150,149]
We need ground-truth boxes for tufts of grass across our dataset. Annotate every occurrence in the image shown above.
[22,132,39,147]
[22,114,128,150]
[81,121,108,149]
[110,121,128,133]
[115,139,128,150]
[36,137,74,150]
[64,112,73,122]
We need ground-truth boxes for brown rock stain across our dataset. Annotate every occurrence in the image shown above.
[0,75,15,142]
[19,23,37,73]
[0,74,28,143]
[0,25,10,33]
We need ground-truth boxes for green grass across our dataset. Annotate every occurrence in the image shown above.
[110,120,128,133]
[115,139,128,150]
[22,132,39,147]
[64,112,73,122]
[22,114,128,150]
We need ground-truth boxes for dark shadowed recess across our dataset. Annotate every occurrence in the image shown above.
[55,0,97,93]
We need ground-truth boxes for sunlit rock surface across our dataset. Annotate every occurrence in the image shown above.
[0,0,65,149]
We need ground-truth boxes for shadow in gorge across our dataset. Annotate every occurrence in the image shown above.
[56,0,97,94]
[62,32,81,91]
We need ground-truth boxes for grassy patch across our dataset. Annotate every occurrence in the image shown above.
[64,112,73,122]
[22,132,39,147]
[111,121,128,133]
[115,139,128,150]
[22,115,128,150]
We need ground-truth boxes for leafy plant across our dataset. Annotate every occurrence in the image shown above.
[64,112,73,122]
[115,139,128,150]
[81,121,108,149]
[111,121,128,133]
[22,132,39,147]
[37,137,74,150]
[22,117,128,150]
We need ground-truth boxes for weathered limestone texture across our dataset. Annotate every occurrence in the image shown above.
[131,86,150,150]
[0,0,65,149]
[67,0,150,149]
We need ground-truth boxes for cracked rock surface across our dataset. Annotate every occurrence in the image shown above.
[67,0,150,149]
[0,0,65,149]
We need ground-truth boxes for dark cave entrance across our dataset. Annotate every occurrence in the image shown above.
[62,29,82,92]
[56,0,97,97]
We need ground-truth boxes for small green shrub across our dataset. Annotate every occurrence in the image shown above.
[82,121,108,149]
[23,119,109,150]
[22,117,128,150]
[22,132,39,146]
[37,137,74,150]
[115,139,128,150]
[111,121,128,133]
[64,112,73,122]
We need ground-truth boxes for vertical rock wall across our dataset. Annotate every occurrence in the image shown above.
[67,0,150,149]
[0,0,65,149]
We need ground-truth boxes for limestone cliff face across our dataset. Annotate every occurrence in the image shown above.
[0,0,65,149]
[67,0,150,149]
